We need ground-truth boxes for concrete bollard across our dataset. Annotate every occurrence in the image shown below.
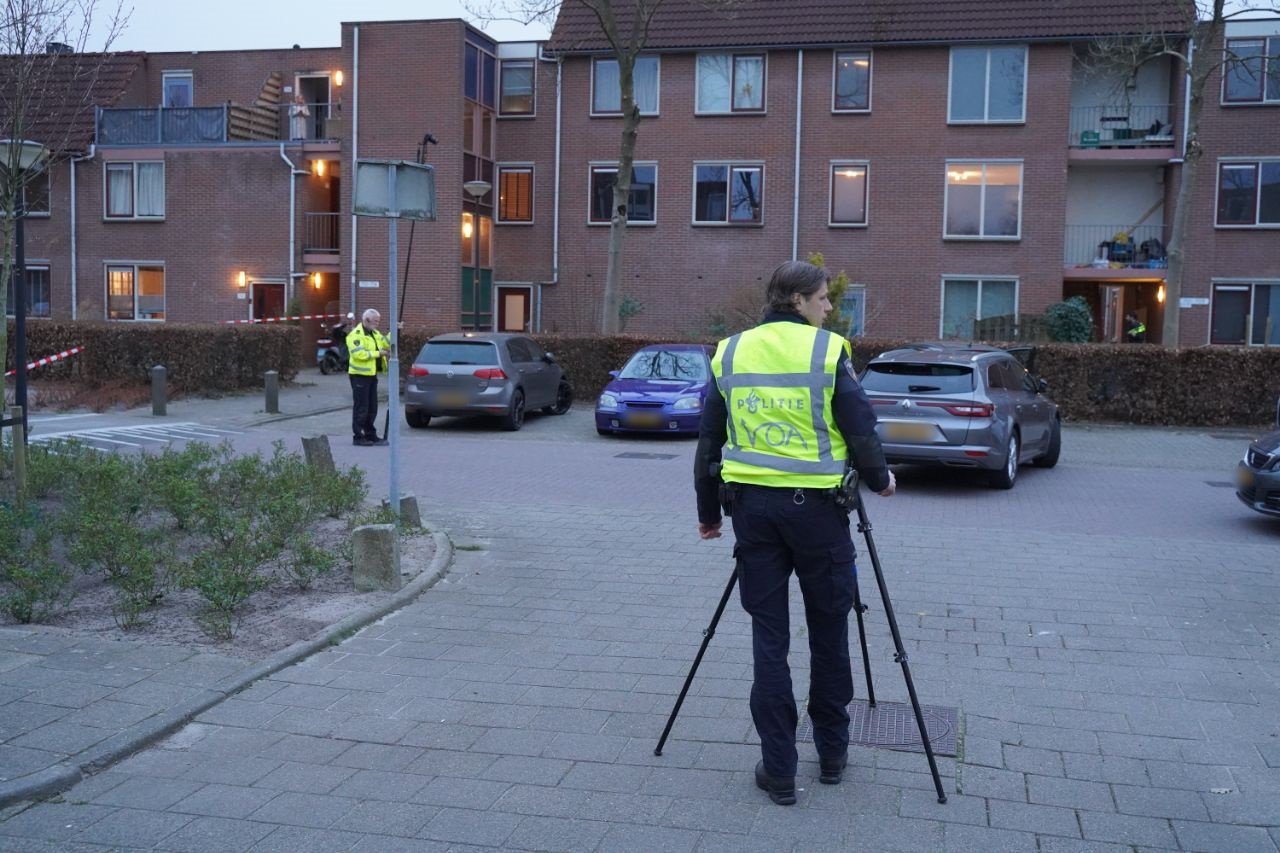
[352,524,401,592]
[301,435,335,474]
[150,365,167,416]
[264,370,279,415]
[381,493,422,528]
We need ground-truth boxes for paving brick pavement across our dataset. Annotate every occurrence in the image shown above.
[2,386,1277,850]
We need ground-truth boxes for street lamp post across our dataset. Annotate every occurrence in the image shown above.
[2,139,50,442]
[463,180,491,329]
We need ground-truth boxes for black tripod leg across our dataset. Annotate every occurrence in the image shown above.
[855,499,948,804]
[852,568,876,706]
[655,566,738,756]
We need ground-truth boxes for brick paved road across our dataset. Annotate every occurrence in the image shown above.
[2,407,1277,851]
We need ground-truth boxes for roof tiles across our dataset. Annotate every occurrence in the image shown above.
[0,52,144,153]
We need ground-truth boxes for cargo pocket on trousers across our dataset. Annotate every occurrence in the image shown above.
[826,540,856,615]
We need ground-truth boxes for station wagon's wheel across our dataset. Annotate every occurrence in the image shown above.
[1033,418,1061,469]
[502,390,526,431]
[990,431,1019,490]
[544,381,573,415]
[405,409,430,429]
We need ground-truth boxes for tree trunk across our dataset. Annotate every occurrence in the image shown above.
[0,205,15,374]
[602,55,641,335]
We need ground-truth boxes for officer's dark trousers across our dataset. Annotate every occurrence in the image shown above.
[350,374,379,439]
[730,484,857,779]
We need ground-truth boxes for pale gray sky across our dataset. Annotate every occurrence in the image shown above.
[97,1,551,53]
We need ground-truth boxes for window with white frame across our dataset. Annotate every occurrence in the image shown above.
[694,163,763,224]
[696,53,765,113]
[1223,37,1280,103]
[839,285,866,338]
[106,264,165,321]
[942,278,1017,339]
[945,161,1022,239]
[589,163,656,224]
[6,265,50,318]
[949,46,1026,122]
[105,162,165,219]
[162,71,193,108]
[497,165,533,223]
[1211,282,1280,345]
[1216,160,1280,226]
[833,51,871,112]
[21,168,50,215]
[499,59,535,115]
[830,163,869,226]
[592,56,659,115]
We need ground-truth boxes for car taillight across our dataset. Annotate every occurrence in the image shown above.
[473,368,507,380]
[917,401,994,417]
[409,366,429,377]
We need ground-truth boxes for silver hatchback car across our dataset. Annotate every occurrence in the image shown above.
[861,343,1061,489]
[404,333,573,431]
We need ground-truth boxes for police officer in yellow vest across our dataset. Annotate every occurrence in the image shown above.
[694,260,895,805]
[347,308,391,446]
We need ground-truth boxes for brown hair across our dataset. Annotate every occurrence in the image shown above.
[764,260,829,317]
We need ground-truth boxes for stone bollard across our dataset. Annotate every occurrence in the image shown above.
[352,524,401,592]
[264,370,279,415]
[301,435,335,475]
[381,493,422,528]
[150,365,167,416]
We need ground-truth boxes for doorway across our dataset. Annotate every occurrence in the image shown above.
[294,74,332,139]
[252,281,285,321]
[496,284,532,332]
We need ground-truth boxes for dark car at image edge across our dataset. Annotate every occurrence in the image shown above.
[1236,400,1280,518]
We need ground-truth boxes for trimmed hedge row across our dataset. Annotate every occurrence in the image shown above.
[400,330,1278,428]
[5,321,301,391]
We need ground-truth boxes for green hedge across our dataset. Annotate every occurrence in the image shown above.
[5,322,300,392]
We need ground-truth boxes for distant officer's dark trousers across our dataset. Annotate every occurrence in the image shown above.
[350,374,379,440]
[730,484,857,779]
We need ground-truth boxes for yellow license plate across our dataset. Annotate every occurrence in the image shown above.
[885,422,934,441]
[438,392,468,406]
[626,412,663,428]
[1237,467,1255,488]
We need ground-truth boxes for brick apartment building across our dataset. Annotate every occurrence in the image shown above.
[7,1,1279,347]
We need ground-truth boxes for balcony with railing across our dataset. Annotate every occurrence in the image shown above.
[96,101,341,145]
[303,212,340,257]
[1068,104,1177,158]
[1063,224,1169,279]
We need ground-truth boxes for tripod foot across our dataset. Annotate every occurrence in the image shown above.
[653,748,663,756]
[937,794,948,804]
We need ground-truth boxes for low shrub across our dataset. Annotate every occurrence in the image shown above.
[0,503,74,624]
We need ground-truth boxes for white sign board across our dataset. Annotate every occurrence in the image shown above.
[358,280,380,289]
[1179,297,1209,308]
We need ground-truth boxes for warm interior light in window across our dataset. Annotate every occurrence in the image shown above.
[947,169,979,182]
[312,272,322,289]
[461,213,474,239]
[314,159,326,177]
[853,59,869,67]
[1157,285,1165,303]
[837,169,865,179]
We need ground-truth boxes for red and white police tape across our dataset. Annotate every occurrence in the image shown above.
[223,313,344,325]
[4,345,85,377]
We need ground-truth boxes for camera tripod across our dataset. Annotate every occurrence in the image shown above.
[654,478,948,804]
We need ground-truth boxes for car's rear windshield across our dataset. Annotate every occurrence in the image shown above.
[418,341,498,366]
[620,350,708,381]
[861,363,974,394]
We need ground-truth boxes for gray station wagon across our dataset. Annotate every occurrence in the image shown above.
[404,333,573,431]
[860,343,1061,489]
[1236,399,1280,519]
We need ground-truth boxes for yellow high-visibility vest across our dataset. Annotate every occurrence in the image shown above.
[347,325,389,377]
[711,321,849,488]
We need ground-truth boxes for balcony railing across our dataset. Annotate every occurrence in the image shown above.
[1068,104,1175,148]
[1064,224,1169,268]
[304,213,340,253]
[98,106,228,144]
[97,101,340,145]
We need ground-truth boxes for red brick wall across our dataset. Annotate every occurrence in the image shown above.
[133,48,343,112]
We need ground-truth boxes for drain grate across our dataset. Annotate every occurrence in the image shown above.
[614,452,679,460]
[797,700,959,757]
[1204,481,1237,488]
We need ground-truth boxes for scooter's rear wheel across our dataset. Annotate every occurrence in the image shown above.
[320,353,340,375]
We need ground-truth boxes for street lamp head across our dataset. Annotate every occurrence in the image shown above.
[0,139,50,172]
[463,180,492,199]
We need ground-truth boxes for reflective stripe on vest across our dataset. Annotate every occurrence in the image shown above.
[714,323,849,484]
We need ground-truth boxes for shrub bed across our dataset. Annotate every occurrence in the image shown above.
[5,321,300,392]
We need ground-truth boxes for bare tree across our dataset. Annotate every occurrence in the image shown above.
[1,0,128,375]
[469,0,736,334]
[1084,0,1278,346]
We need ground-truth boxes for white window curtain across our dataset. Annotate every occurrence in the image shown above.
[593,59,621,112]
[107,165,133,216]
[634,57,659,113]
[136,163,165,217]
[697,55,731,111]
[734,56,764,109]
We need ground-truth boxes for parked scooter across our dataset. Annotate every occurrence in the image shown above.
[317,314,353,374]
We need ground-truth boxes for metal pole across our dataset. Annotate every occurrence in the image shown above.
[13,195,28,441]
[474,196,482,329]
[385,168,400,519]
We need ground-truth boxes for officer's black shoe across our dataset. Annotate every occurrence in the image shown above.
[370,438,388,446]
[353,437,373,446]
[754,761,796,806]
[819,754,848,785]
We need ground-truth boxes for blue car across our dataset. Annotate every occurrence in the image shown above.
[595,344,715,436]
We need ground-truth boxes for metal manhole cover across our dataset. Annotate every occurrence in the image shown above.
[1205,481,1236,488]
[614,452,678,460]
[798,700,958,757]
